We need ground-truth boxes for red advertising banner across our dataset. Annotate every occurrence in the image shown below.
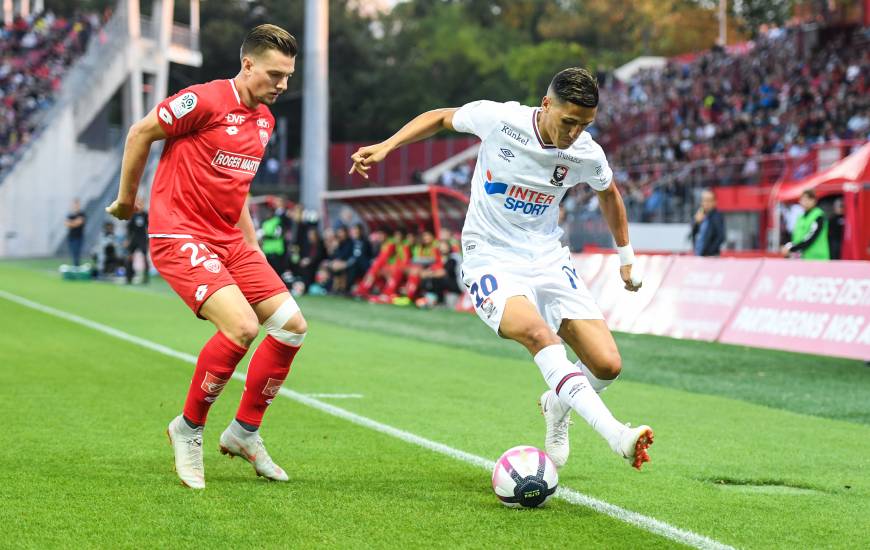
[632,257,763,341]
[579,253,674,332]
[719,259,870,360]
[573,253,607,289]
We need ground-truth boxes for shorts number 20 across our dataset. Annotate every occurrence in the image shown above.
[469,274,498,307]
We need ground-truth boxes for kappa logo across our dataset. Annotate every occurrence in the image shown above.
[169,92,197,119]
[550,164,569,187]
[259,129,270,147]
[226,126,239,136]
[498,147,515,162]
[195,284,208,301]
[226,113,246,124]
[158,106,173,126]
[201,372,229,395]
[261,378,284,397]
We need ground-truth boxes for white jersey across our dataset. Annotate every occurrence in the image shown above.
[452,100,613,261]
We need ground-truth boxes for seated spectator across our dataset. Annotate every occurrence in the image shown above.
[296,227,326,292]
[354,229,410,300]
[403,231,442,301]
[416,239,462,307]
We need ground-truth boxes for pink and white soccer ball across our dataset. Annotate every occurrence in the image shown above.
[492,445,558,508]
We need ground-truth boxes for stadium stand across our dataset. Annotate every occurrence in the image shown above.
[0,11,99,178]
[594,24,870,223]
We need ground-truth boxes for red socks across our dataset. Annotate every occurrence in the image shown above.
[235,335,301,428]
[183,331,249,426]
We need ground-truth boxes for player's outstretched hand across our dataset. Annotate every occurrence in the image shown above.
[105,198,141,221]
[349,142,391,179]
[620,264,642,292]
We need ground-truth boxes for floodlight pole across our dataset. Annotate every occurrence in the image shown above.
[300,0,329,214]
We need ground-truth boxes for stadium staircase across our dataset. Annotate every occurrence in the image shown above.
[0,0,201,258]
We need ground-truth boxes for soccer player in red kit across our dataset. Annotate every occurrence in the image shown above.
[106,25,304,489]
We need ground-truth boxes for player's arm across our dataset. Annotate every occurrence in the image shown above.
[597,182,641,292]
[349,108,458,179]
[106,107,167,220]
[236,196,263,255]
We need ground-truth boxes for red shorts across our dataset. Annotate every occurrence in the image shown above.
[150,236,287,317]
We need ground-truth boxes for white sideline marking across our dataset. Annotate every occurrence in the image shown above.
[0,289,733,550]
[304,393,364,399]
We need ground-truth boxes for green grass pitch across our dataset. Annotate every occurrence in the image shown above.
[1,260,868,549]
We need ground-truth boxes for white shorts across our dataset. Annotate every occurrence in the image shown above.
[460,245,603,334]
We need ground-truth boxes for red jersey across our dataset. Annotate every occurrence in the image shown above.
[149,79,274,242]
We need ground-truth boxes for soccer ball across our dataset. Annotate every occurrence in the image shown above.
[492,445,558,508]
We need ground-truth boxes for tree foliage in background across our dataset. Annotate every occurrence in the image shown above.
[43,0,795,148]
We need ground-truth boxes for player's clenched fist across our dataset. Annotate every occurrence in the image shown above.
[105,198,141,220]
[349,142,391,179]
[620,264,643,292]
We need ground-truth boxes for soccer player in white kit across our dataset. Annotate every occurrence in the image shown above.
[349,68,653,470]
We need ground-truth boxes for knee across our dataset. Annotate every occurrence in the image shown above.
[591,351,622,380]
[282,312,307,335]
[226,315,260,348]
[518,324,559,352]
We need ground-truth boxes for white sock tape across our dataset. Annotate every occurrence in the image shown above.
[263,298,300,332]
[267,328,306,347]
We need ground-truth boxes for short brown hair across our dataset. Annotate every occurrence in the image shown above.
[548,67,599,108]
[801,189,817,200]
[240,24,298,61]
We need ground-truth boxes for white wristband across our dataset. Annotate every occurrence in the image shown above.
[617,244,635,266]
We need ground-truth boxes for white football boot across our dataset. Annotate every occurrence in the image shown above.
[539,390,572,469]
[614,424,654,470]
[166,415,206,489]
[219,422,289,481]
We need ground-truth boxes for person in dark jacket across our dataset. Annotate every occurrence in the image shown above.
[125,207,150,284]
[827,198,845,260]
[65,199,86,266]
[691,188,725,256]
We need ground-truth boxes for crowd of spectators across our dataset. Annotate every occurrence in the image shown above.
[254,200,464,308]
[1,11,100,178]
[586,23,870,223]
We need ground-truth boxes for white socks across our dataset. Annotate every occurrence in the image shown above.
[534,345,624,450]
[576,360,617,393]
[230,418,258,439]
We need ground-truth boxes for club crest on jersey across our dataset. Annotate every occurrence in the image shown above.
[484,170,554,216]
[550,165,569,187]
[203,259,221,273]
[169,92,197,119]
[259,129,270,147]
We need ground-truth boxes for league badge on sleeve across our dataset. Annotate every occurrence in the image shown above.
[550,164,569,186]
[169,92,198,119]
[259,129,270,147]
